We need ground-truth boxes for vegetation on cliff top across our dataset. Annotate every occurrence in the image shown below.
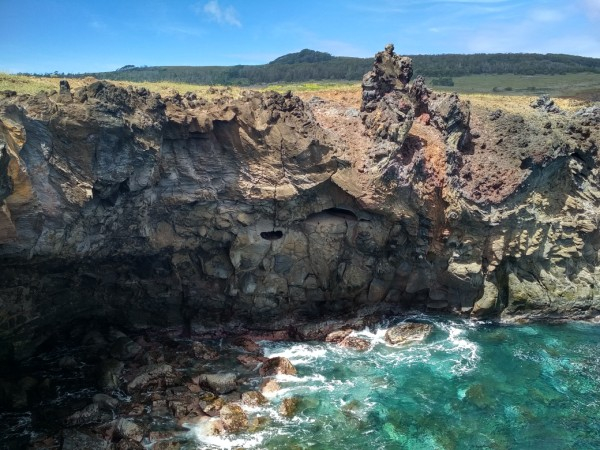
[36,50,600,86]
[3,72,599,100]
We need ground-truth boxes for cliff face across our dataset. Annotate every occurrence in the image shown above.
[1,47,599,358]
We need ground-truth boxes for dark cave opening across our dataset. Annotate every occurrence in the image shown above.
[260,230,283,240]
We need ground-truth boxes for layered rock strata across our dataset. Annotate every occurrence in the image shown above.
[1,46,599,358]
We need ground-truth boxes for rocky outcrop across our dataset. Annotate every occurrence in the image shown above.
[1,46,600,360]
[385,323,433,345]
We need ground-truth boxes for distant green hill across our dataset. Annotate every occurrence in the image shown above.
[50,50,600,86]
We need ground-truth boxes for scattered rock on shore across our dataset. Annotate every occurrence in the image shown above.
[259,357,297,376]
[219,403,249,433]
[385,323,433,346]
[279,397,300,417]
[339,336,371,351]
[198,373,238,394]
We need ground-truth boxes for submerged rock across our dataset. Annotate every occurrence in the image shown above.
[385,323,433,345]
[279,397,300,417]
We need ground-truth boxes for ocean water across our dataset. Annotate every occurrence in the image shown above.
[3,316,600,449]
[196,317,600,450]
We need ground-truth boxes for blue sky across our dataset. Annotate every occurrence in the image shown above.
[1,0,599,73]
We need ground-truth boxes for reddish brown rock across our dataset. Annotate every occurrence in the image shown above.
[325,329,352,344]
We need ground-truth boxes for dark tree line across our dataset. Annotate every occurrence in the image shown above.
[34,49,600,85]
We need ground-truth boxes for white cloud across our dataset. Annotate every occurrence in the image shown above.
[198,1,241,27]
[582,0,600,19]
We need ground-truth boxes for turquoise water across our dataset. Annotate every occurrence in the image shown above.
[196,317,600,449]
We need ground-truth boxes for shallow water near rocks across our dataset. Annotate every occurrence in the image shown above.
[3,317,600,449]
[198,318,600,449]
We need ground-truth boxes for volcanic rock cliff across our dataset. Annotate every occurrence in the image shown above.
[1,45,599,359]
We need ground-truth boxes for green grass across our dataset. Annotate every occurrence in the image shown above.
[428,72,600,98]
[0,73,60,95]
[259,81,359,94]
[1,72,598,101]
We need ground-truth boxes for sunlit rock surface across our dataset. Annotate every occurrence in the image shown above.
[1,46,600,359]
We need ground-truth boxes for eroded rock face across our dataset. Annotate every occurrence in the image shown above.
[1,46,600,359]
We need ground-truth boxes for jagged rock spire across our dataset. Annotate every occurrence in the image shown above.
[361,44,413,112]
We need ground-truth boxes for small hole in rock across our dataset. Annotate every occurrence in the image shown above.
[260,231,283,240]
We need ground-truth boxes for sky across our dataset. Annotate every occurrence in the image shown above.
[1,0,600,74]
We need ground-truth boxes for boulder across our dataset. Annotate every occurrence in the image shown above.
[192,341,219,360]
[198,373,237,394]
[530,95,562,114]
[260,379,281,396]
[325,329,352,343]
[232,337,261,353]
[237,354,268,370]
[339,336,371,352]
[385,323,433,346]
[259,357,297,376]
[115,418,145,442]
[65,403,109,426]
[199,392,225,416]
[99,359,124,390]
[241,391,268,407]
[92,393,118,410]
[279,397,300,417]
[219,403,249,433]
[127,364,176,392]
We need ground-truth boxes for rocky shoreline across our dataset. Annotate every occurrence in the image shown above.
[1,314,444,449]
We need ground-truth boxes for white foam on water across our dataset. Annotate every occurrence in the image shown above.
[275,373,327,384]
[272,375,356,398]
[351,326,388,345]
[263,343,328,365]
[192,420,267,449]
[445,325,480,375]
